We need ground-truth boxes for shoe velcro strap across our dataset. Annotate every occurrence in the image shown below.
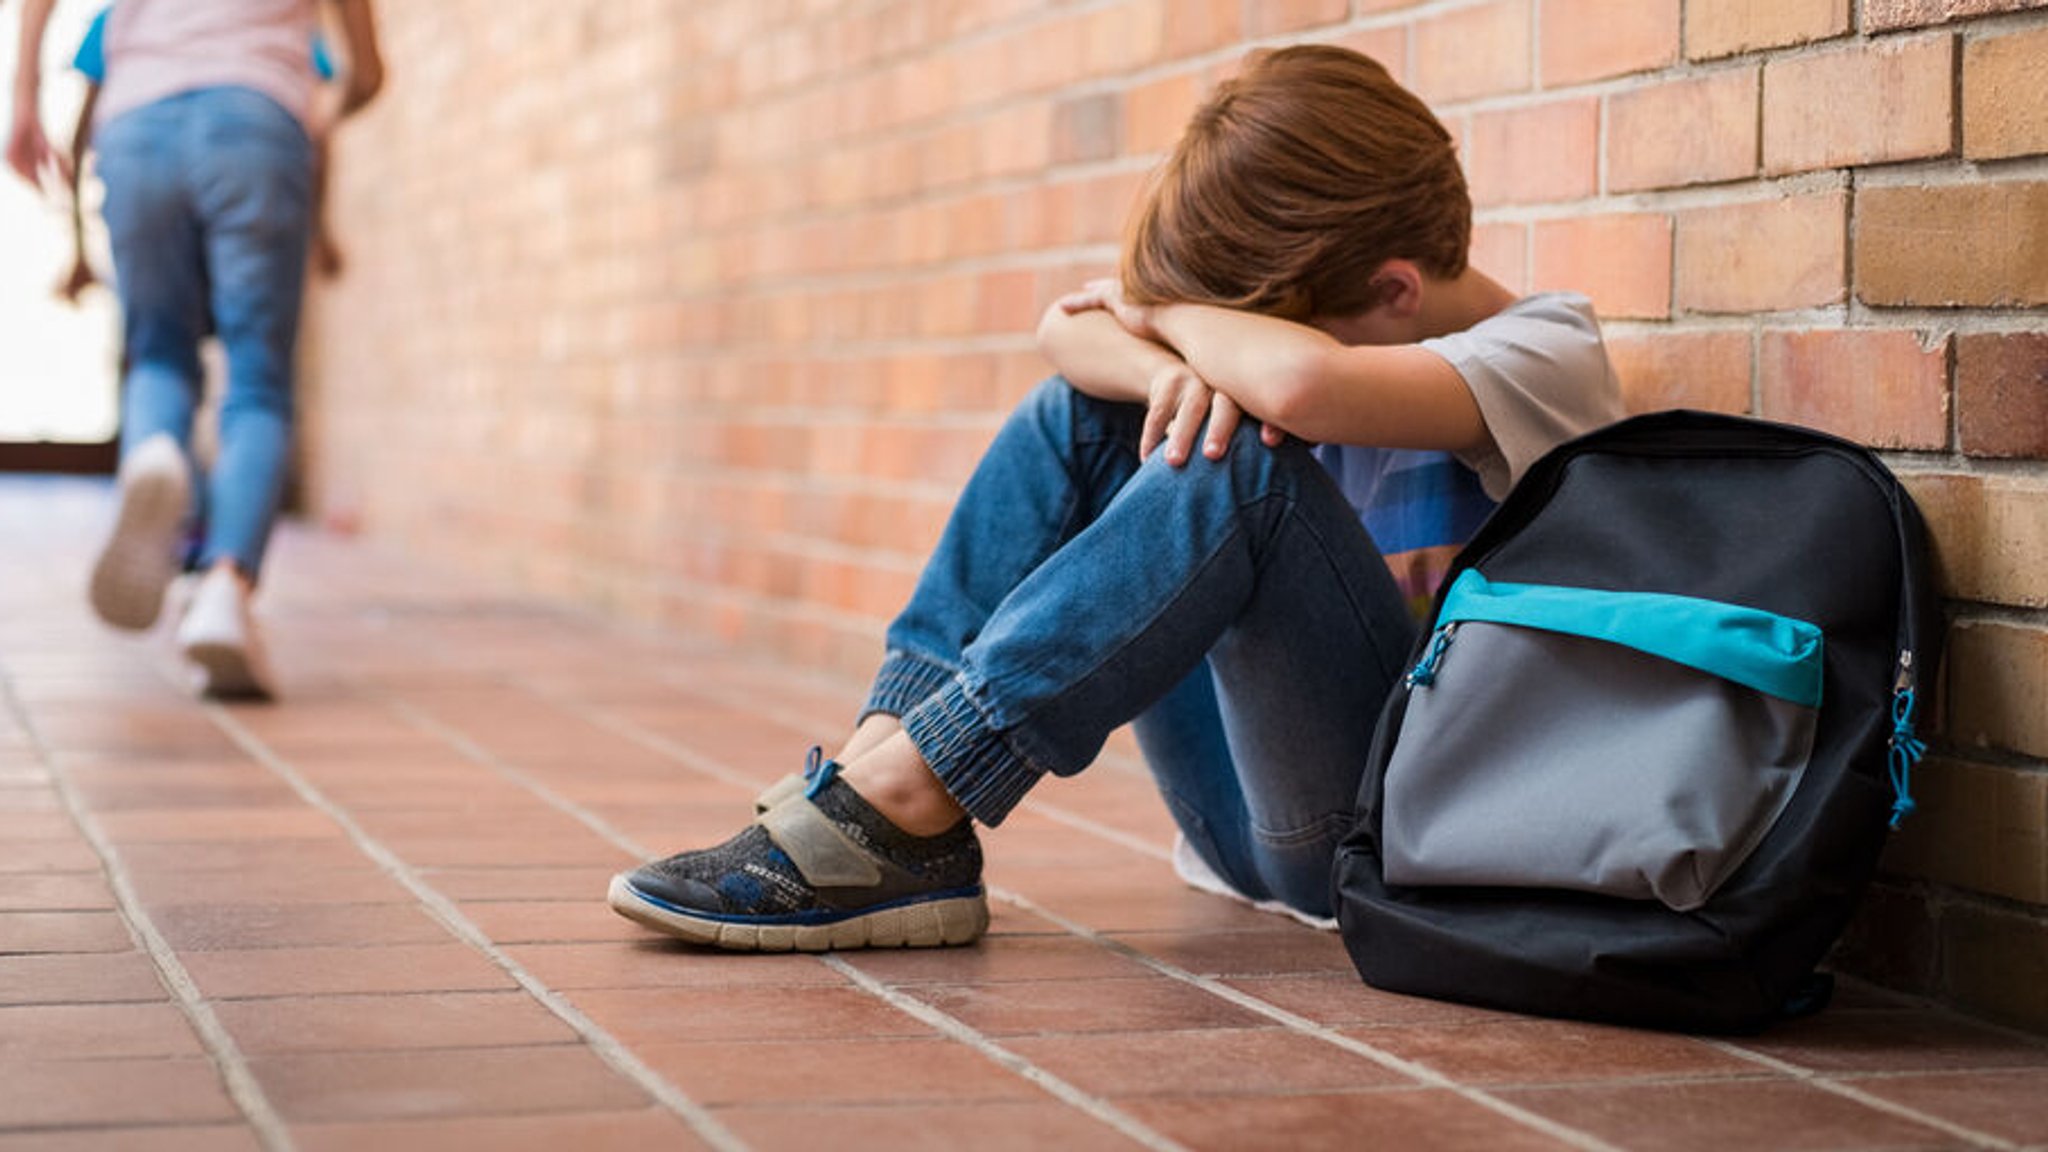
[756,797,883,888]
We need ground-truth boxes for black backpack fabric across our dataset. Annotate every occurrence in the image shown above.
[1333,410,1941,1034]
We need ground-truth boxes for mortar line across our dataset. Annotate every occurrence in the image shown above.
[2,679,295,1152]
[202,704,749,1152]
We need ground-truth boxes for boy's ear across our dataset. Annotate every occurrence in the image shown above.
[1366,259,1425,318]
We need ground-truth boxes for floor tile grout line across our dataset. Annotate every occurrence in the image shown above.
[657,675,1174,862]
[0,679,295,1152]
[202,704,750,1152]
[470,677,1192,1152]
[384,697,659,863]
[1692,1037,2019,1150]
[821,955,1192,1152]
[993,887,1629,1152]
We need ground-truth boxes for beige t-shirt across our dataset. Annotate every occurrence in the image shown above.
[1430,291,1626,501]
[95,0,320,130]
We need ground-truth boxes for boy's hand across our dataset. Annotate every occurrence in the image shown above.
[1142,362,1286,464]
[1058,278,1160,342]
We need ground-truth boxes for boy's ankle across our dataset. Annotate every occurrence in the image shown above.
[840,734,969,838]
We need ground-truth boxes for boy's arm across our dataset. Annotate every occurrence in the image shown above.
[1145,303,1489,455]
[1037,302,1274,464]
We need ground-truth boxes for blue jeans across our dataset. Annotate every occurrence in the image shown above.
[867,377,1417,916]
[96,86,315,579]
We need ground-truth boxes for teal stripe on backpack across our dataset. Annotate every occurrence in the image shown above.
[1435,571,1824,708]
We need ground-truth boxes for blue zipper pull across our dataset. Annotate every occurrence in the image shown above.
[1405,623,1459,689]
[1887,650,1925,829]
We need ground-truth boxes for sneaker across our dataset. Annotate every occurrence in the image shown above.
[89,435,190,631]
[608,758,988,951]
[176,566,277,700]
[1170,833,1338,931]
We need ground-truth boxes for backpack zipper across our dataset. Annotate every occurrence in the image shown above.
[1404,622,1459,689]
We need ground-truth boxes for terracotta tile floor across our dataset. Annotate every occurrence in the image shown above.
[4,474,2046,1152]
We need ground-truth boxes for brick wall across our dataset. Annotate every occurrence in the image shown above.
[301,0,2048,1028]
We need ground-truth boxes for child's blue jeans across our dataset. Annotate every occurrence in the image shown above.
[95,86,314,580]
[866,377,1418,917]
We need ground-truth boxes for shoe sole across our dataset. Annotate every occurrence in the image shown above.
[89,458,188,631]
[606,874,988,952]
[184,640,273,701]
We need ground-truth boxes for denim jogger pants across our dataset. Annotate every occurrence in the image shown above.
[865,377,1418,916]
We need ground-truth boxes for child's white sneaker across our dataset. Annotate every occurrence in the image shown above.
[89,435,190,631]
[1170,833,1338,931]
[177,566,277,700]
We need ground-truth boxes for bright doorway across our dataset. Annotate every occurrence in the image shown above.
[0,0,120,468]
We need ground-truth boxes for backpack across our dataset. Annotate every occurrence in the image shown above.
[1332,410,1942,1034]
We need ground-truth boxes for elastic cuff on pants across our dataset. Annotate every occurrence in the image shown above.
[862,651,959,722]
[901,676,1040,828]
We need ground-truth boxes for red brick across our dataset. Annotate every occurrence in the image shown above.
[1763,35,1955,173]
[1606,68,1760,192]
[1758,328,1950,449]
[1883,757,2048,904]
[1052,92,1122,165]
[1675,191,1847,312]
[1247,0,1350,36]
[1901,472,2048,609]
[1413,1,1534,104]
[1946,622,2048,759]
[1333,26,1410,83]
[1081,1,1169,77]
[1161,0,1242,58]
[1469,221,1529,291]
[1605,329,1753,414]
[1856,182,2048,307]
[1687,0,1851,59]
[1539,0,1680,85]
[1943,901,2048,1035]
[1530,213,1673,319]
[1964,25,2048,160]
[1464,99,1600,207]
[1865,0,2046,31]
[1125,70,1202,155]
[1956,332,2048,457]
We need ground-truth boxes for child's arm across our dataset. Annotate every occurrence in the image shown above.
[56,81,97,301]
[1037,302,1275,464]
[1144,303,1489,455]
[324,0,384,118]
[6,0,63,186]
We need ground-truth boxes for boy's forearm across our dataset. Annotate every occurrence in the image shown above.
[1147,303,1335,425]
[1037,303,1184,405]
[1148,302,1486,451]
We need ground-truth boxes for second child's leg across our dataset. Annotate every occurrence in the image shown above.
[176,89,315,699]
[90,104,210,631]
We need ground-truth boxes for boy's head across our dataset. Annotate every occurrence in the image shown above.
[1122,45,1469,324]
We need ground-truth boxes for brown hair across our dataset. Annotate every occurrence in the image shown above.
[1122,45,1470,322]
